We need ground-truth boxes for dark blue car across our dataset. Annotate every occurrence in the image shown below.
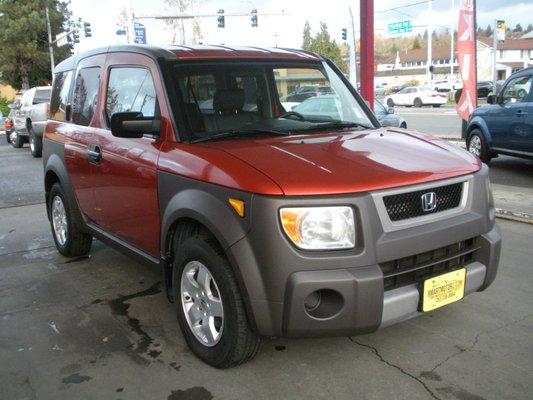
[464,67,533,163]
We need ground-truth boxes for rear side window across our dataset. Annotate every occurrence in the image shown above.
[33,89,51,105]
[50,71,73,121]
[106,68,158,120]
[72,67,101,126]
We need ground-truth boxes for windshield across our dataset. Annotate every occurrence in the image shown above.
[172,61,374,142]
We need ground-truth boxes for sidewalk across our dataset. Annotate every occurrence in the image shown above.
[493,184,533,224]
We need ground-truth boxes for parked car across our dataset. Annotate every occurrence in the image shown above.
[433,80,453,92]
[43,45,500,368]
[11,86,51,156]
[374,99,407,128]
[464,67,533,163]
[374,83,387,96]
[476,81,493,98]
[292,95,342,120]
[3,100,19,144]
[385,86,447,107]
[285,85,333,102]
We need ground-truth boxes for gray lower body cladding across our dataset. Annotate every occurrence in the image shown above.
[227,165,500,337]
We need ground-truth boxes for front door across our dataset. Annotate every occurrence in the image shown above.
[485,75,530,150]
[89,53,166,257]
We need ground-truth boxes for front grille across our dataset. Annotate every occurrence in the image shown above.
[379,238,479,291]
[383,182,463,222]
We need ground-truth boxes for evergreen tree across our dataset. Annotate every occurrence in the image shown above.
[513,24,523,32]
[302,20,312,50]
[526,24,533,33]
[0,0,73,90]
[412,35,422,49]
[484,24,493,37]
[304,22,347,73]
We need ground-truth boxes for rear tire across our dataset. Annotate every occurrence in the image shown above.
[29,125,43,158]
[432,104,441,108]
[414,97,423,107]
[10,130,24,148]
[400,122,407,129]
[5,130,11,144]
[49,183,92,257]
[467,129,492,164]
[173,235,260,368]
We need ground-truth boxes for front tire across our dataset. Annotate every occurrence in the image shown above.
[10,130,24,148]
[173,235,260,368]
[467,129,492,164]
[29,125,43,158]
[49,183,92,257]
[432,104,441,108]
[5,130,11,144]
[414,97,423,107]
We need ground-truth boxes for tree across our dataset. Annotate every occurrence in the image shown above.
[302,20,312,50]
[526,24,533,33]
[412,35,422,49]
[513,23,523,33]
[484,24,493,37]
[0,0,73,90]
[163,0,202,45]
[303,22,347,73]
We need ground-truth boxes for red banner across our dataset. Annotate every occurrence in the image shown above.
[456,0,477,120]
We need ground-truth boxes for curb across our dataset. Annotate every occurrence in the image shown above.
[495,208,533,225]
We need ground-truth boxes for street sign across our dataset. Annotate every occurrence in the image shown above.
[134,22,147,44]
[387,20,412,35]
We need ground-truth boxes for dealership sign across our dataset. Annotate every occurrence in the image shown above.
[456,0,477,121]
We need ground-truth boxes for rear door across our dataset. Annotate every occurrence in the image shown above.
[14,90,33,132]
[90,53,166,257]
[63,55,106,222]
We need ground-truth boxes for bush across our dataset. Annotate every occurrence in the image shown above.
[404,80,420,87]
[0,95,11,117]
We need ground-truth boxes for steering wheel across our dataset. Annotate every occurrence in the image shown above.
[280,111,306,121]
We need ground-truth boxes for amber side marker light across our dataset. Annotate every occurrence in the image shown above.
[228,198,245,217]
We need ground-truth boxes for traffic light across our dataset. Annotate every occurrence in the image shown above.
[217,9,225,28]
[71,30,80,44]
[83,22,92,38]
[251,9,258,27]
[342,28,347,41]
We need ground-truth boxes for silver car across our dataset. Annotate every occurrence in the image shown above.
[374,99,407,128]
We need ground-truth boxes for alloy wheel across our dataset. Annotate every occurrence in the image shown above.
[181,260,224,347]
[51,196,68,246]
[468,135,482,157]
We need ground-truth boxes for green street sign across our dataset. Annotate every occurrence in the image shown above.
[387,20,412,35]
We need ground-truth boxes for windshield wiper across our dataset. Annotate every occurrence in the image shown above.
[191,128,289,143]
[292,121,372,133]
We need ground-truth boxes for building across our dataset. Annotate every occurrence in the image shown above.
[375,36,533,86]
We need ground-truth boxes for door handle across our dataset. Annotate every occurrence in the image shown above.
[87,145,102,163]
[516,109,528,117]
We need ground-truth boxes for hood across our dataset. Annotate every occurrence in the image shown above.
[201,128,481,196]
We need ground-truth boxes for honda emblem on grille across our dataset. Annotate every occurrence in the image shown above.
[421,192,437,212]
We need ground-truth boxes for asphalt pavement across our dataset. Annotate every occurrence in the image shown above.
[0,138,532,400]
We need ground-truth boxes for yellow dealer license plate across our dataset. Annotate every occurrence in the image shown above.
[422,268,466,312]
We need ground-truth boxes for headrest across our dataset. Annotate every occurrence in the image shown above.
[213,89,245,114]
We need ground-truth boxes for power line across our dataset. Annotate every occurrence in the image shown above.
[376,0,434,14]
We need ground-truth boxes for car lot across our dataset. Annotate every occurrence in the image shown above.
[0,140,532,400]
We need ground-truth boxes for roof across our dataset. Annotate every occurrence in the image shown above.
[522,31,533,40]
[54,44,322,73]
[478,36,533,50]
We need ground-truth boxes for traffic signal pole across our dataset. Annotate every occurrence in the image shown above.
[359,0,374,110]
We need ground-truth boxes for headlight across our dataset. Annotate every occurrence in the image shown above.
[279,206,355,250]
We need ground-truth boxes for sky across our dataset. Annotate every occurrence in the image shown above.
[68,0,533,51]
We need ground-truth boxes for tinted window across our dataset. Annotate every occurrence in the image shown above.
[72,67,101,126]
[106,68,158,119]
[33,89,51,104]
[50,71,73,121]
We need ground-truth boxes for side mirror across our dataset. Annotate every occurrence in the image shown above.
[110,112,160,138]
[387,107,395,114]
[486,94,496,104]
[8,102,20,109]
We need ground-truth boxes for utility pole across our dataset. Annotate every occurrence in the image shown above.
[359,0,374,109]
[427,0,432,84]
[46,7,55,75]
[348,6,357,88]
[492,19,498,92]
[450,0,455,77]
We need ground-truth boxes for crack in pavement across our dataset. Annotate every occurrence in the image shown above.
[0,201,46,210]
[348,337,441,400]
[0,245,56,258]
[429,313,533,373]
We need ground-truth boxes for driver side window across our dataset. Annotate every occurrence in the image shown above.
[501,76,532,104]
